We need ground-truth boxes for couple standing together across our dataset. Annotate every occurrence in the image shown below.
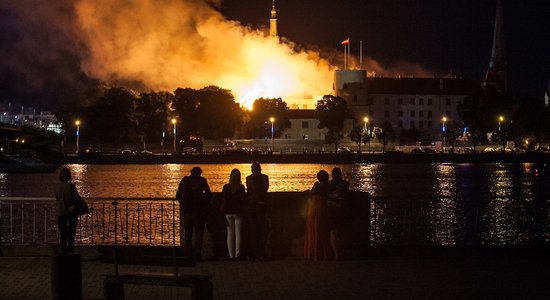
[176,162,269,261]
[304,167,350,261]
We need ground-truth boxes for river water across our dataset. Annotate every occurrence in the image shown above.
[1,163,549,245]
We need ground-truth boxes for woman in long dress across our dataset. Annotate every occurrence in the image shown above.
[304,170,331,261]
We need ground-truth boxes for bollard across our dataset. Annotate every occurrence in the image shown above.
[51,253,83,300]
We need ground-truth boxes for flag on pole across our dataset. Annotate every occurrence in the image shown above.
[341,38,350,45]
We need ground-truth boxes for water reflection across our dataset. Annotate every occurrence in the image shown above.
[430,164,459,245]
[1,163,549,246]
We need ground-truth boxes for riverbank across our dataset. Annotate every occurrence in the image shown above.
[51,151,550,164]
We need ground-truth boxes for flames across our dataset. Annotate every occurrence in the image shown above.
[74,0,334,110]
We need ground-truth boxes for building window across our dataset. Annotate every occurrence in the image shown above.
[428,121,432,128]
[419,98,424,105]
[398,110,403,117]
[410,121,415,128]
[398,98,403,105]
[410,98,415,105]
[398,120,403,128]
[384,110,390,118]
[385,98,390,105]
[353,95,358,102]
[446,98,451,106]
[428,110,432,118]
[428,98,433,105]
[419,111,424,117]
[419,121,424,128]
[410,110,415,117]
[302,121,309,129]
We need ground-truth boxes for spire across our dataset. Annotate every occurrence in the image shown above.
[482,0,508,92]
[270,0,278,37]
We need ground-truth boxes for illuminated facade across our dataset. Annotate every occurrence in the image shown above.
[334,70,479,141]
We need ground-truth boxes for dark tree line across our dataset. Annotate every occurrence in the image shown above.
[55,86,291,148]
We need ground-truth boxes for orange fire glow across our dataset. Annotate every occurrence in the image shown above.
[74,0,334,109]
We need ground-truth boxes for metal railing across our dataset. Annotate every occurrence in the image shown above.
[1,195,548,246]
[0,197,180,246]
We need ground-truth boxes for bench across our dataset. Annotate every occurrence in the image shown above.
[99,245,212,300]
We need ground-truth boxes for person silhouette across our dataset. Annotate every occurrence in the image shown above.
[176,166,212,261]
[245,162,269,261]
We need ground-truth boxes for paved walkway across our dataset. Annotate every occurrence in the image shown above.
[1,246,549,300]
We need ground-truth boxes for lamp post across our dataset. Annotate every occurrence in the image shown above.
[441,117,447,152]
[498,116,504,132]
[171,118,177,153]
[269,117,275,152]
[75,120,80,153]
[363,117,369,152]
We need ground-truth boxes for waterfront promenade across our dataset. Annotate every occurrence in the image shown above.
[1,245,549,299]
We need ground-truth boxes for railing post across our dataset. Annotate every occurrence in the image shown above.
[90,204,94,245]
[112,200,119,276]
[33,203,36,243]
[21,204,24,244]
[0,201,3,251]
[160,204,164,244]
[149,203,152,245]
[125,203,129,243]
[44,208,48,244]
[137,204,141,244]
[172,200,176,245]
[102,203,106,242]
[10,203,13,243]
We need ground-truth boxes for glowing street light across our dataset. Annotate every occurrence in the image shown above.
[270,117,275,152]
[75,120,81,153]
[498,115,504,132]
[363,116,370,152]
[171,118,177,153]
[441,117,447,152]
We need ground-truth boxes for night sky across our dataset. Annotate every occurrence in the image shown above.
[222,0,550,98]
[0,0,549,109]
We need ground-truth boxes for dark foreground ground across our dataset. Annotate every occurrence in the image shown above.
[1,246,549,300]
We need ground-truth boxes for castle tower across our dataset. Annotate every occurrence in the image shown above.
[482,0,508,92]
[270,0,278,37]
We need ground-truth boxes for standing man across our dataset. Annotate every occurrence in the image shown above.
[327,167,350,261]
[176,166,212,261]
[246,162,269,261]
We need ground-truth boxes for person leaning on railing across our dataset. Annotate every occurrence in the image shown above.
[176,166,212,262]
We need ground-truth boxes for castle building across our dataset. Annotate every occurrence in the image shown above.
[333,70,479,141]
[481,0,508,93]
[270,0,278,37]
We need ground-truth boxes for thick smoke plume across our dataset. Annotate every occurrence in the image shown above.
[1,0,437,109]
[74,0,334,108]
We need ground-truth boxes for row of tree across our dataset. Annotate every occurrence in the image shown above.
[55,86,293,148]
[54,84,550,151]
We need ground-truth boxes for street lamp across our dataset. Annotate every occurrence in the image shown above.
[75,120,80,153]
[441,117,447,152]
[171,118,177,153]
[269,117,275,152]
[363,116,370,152]
[498,116,504,132]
